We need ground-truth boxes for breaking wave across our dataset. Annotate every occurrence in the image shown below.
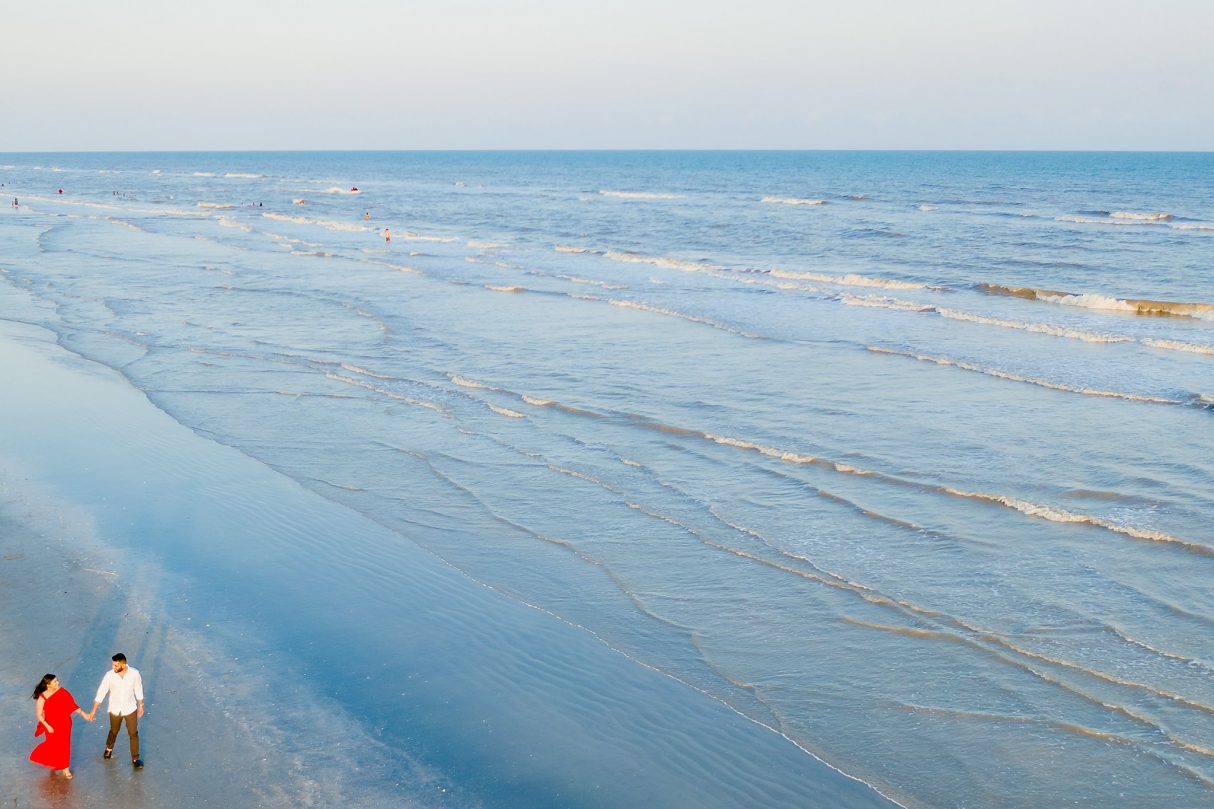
[761,196,826,206]
[867,347,1185,405]
[981,284,1214,321]
[262,212,370,233]
[597,190,682,200]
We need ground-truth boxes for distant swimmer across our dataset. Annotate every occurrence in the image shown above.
[58,188,63,194]
[11,198,17,208]
[364,212,371,220]
[351,186,359,193]
[384,228,391,242]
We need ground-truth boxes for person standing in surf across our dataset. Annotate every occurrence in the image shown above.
[86,653,145,768]
[30,674,92,779]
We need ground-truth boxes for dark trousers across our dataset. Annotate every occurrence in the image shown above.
[106,712,139,760]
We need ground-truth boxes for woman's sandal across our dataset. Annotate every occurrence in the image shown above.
[63,769,74,779]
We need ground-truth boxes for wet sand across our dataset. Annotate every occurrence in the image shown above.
[0,493,285,808]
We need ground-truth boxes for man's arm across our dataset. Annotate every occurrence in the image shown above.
[88,672,111,720]
[134,670,145,718]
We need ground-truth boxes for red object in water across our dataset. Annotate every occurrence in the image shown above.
[58,188,63,194]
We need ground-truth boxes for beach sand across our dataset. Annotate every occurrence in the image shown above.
[0,322,415,808]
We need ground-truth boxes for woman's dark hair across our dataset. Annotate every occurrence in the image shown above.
[32,673,56,699]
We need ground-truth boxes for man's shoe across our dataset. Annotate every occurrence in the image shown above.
[103,748,112,760]
[132,759,144,769]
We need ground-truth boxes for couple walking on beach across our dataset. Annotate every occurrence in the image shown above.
[29,653,146,779]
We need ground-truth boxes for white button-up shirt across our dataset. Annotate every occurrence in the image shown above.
[94,667,144,716]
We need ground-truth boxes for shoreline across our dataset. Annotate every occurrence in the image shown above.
[0,319,901,807]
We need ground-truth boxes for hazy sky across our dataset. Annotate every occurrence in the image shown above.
[5,0,1213,150]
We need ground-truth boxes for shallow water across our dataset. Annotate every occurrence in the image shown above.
[2,151,1212,807]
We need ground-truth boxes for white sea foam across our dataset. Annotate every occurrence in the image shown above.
[262,212,370,233]
[555,244,596,254]
[769,269,929,290]
[401,231,458,243]
[1110,211,1173,221]
[321,186,361,195]
[193,172,215,177]
[606,298,754,336]
[198,202,236,209]
[324,372,444,412]
[448,374,493,390]
[554,274,628,290]
[603,250,717,273]
[339,364,395,380]
[486,285,524,293]
[467,240,505,250]
[918,204,935,212]
[867,347,1182,405]
[224,172,262,179]
[487,403,525,419]
[1140,338,1214,355]
[217,217,254,232]
[941,488,1212,555]
[1036,292,1139,314]
[762,196,826,206]
[521,395,553,407]
[597,190,681,200]
[1169,222,1214,232]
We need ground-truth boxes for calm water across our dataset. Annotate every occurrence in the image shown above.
[2,151,1213,808]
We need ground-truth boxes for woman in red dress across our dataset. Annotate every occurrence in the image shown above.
[30,673,90,779]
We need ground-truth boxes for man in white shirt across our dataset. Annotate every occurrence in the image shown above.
[86,652,145,768]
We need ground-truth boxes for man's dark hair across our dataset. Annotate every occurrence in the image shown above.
[112,653,127,663]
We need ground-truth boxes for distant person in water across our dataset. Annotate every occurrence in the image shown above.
[58,188,63,194]
[364,211,371,220]
[86,653,145,768]
[30,674,92,779]
[11,198,17,208]
[385,228,391,242]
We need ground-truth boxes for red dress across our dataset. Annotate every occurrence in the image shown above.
[30,688,79,770]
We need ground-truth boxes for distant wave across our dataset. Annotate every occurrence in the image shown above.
[198,202,235,209]
[1055,211,1213,233]
[917,204,934,212]
[868,346,1185,405]
[603,298,759,337]
[768,269,930,291]
[603,250,718,274]
[192,172,215,177]
[597,190,682,201]
[840,294,1214,354]
[224,172,262,179]
[486,285,524,293]
[761,196,825,207]
[400,231,458,243]
[448,374,495,390]
[1111,211,1173,221]
[321,186,361,195]
[487,403,525,419]
[555,244,598,254]
[262,212,369,233]
[324,371,444,413]
[981,284,1214,321]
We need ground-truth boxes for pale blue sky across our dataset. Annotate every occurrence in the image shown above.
[5,0,1212,150]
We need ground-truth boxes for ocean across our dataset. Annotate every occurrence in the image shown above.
[1,151,1212,808]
